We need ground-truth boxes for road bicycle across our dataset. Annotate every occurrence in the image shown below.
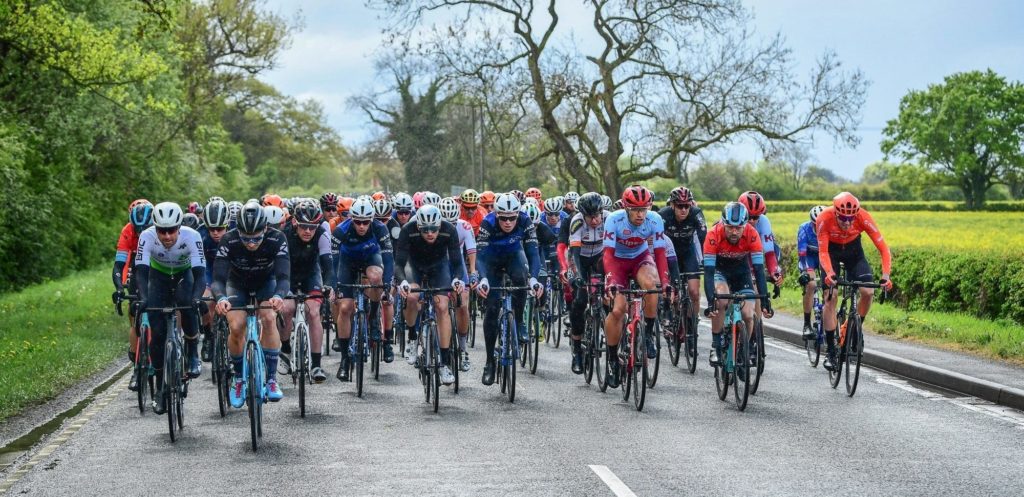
[284,292,322,417]
[225,293,276,451]
[803,269,826,368]
[521,291,542,375]
[826,265,885,397]
[336,283,388,398]
[408,286,454,413]
[707,292,766,412]
[543,263,564,348]
[664,273,702,374]
[115,292,153,415]
[580,277,606,389]
[145,302,197,442]
[614,286,662,412]
[490,279,529,403]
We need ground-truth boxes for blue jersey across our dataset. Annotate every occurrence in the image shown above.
[201,230,220,286]
[331,219,394,283]
[602,209,668,259]
[476,211,542,279]
[797,221,819,271]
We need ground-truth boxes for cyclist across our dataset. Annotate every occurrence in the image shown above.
[565,192,607,374]
[479,191,496,213]
[702,202,772,366]
[336,197,354,224]
[280,200,335,383]
[114,200,153,391]
[374,196,400,358]
[738,191,783,286]
[199,199,230,362]
[133,202,207,413]
[320,193,340,225]
[394,205,466,385]
[459,188,486,236]
[475,193,544,386]
[602,186,670,388]
[392,192,415,227]
[525,187,543,210]
[212,201,291,406]
[562,191,580,216]
[658,187,707,333]
[265,205,286,230]
[817,192,893,370]
[332,198,394,380]
[798,205,827,339]
[439,197,477,371]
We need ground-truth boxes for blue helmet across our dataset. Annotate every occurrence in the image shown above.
[721,202,748,227]
[129,203,153,231]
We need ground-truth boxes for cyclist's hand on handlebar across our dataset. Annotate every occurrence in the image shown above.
[398,280,411,299]
[469,272,479,288]
[824,272,837,287]
[476,278,490,298]
[216,298,231,315]
[761,298,774,318]
[797,272,811,286]
[452,278,465,293]
[269,295,284,312]
[880,273,893,292]
[529,277,543,298]
[193,299,209,315]
[703,306,717,318]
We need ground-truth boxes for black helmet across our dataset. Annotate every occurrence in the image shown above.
[577,192,603,217]
[237,200,268,235]
[293,200,323,224]
[204,199,229,228]
[319,192,339,211]
[181,213,201,230]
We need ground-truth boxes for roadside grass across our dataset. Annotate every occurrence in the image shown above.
[773,287,1024,366]
[0,267,125,423]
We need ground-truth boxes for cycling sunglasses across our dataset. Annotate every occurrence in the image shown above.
[672,202,691,209]
[296,223,318,231]
[396,209,412,216]
[156,226,179,235]
[352,219,371,227]
[207,226,227,232]
[240,232,265,244]
[497,215,518,223]
[838,214,856,223]
[419,226,440,233]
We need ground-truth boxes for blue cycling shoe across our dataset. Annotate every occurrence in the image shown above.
[266,379,284,402]
[229,376,246,408]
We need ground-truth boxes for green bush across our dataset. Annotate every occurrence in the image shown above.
[690,200,1024,213]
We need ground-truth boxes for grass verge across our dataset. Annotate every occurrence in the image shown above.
[0,267,125,423]
[773,287,1024,367]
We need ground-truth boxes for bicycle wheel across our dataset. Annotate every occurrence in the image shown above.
[519,300,531,369]
[805,324,822,368]
[430,323,440,412]
[647,321,661,389]
[468,295,477,348]
[583,315,595,385]
[596,315,608,392]
[633,331,648,411]
[321,308,334,357]
[215,320,230,418]
[355,312,366,398]
[845,316,864,397]
[135,325,150,415]
[685,313,698,374]
[500,311,517,403]
[620,330,632,401]
[164,343,178,442]
[246,342,261,452]
[750,319,765,395]
[451,337,460,395]
[733,322,751,411]
[529,302,540,375]
[714,333,729,401]
[554,285,564,348]
[298,325,308,418]
[667,303,682,367]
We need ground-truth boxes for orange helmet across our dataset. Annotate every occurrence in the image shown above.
[371,191,386,201]
[833,191,860,217]
[525,187,542,202]
[262,194,284,208]
[479,191,496,206]
[337,196,354,213]
[129,198,150,213]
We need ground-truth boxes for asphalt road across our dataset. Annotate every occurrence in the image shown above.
[3,319,1024,496]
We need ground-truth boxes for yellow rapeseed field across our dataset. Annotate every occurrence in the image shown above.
[765,211,1021,252]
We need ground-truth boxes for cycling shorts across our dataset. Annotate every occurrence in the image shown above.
[336,253,383,299]
[826,236,873,282]
[605,251,655,288]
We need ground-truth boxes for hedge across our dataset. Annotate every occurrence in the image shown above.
[688,200,1024,213]
[777,243,1024,325]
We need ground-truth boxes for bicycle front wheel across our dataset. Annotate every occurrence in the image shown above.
[355,312,366,398]
[595,314,607,392]
[647,321,661,389]
[633,332,648,412]
[845,316,864,397]
[733,323,751,411]
[750,319,765,395]
[529,302,540,374]
[164,343,179,442]
[214,320,230,418]
[297,325,308,418]
[246,342,261,452]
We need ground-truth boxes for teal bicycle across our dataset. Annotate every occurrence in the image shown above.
[706,292,766,412]
[227,293,275,451]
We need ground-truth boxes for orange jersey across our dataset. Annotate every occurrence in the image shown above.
[702,222,764,268]
[329,216,344,232]
[815,207,892,276]
[460,206,486,237]
[114,223,141,284]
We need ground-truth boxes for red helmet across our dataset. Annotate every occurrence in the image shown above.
[621,185,654,208]
[669,187,693,205]
[525,187,542,201]
[833,191,860,217]
[738,191,766,216]
[371,191,386,201]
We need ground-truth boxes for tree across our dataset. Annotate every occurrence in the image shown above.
[882,70,1024,209]
[372,0,868,196]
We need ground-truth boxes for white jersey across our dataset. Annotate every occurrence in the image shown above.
[568,211,609,258]
[456,219,477,255]
[135,226,206,275]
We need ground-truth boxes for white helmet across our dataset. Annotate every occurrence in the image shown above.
[392,192,414,212]
[153,202,184,228]
[373,198,393,219]
[264,205,285,225]
[350,198,375,221]
[544,197,563,213]
[414,205,442,228]
[810,205,827,224]
[494,193,521,214]
[524,197,539,208]
[421,191,441,206]
[600,195,613,210]
[227,201,243,220]
[563,191,580,204]
[521,202,541,224]
[438,197,460,222]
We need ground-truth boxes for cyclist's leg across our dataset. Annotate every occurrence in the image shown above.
[256,278,282,384]
[509,252,530,341]
[146,272,171,393]
[175,272,201,376]
[603,254,633,349]
[681,249,701,317]
[849,244,875,318]
[335,262,359,353]
[636,261,661,357]
[363,256,385,302]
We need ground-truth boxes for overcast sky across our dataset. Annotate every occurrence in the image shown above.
[261,0,1024,180]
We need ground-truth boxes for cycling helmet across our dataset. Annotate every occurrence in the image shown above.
[810,205,827,224]
[524,197,539,208]
[181,213,201,230]
[563,191,580,204]
[600,194,613,210]
[264,205,285,225]
[833,192,860,217]
[372,191,387,201]
[460,189,480,206]
[577,192,603,217]
[373,198,393,219]
[338,196,354,213]
[153,202,184,228]
[262,194,284,208]
[525,187,542,202]
[669,187,694,205]
[479,191,496,206]
[543,197,562,213]
[237,201,268,234]
[621,185,654,208]
[187,201,203,216]
[349,198,375,221]
[392,192,414,212]
[613,199,623,210]
[437,197,460,222]
[129,203,154,231]
[738,191,766,216]
[421,191,441,206]
[207,196,225,205]
[412,192,425,209]
[521,202,541,224]
[227,201,243,220]
[204,199,229,228]
[721,202,749,226]
[509,189,525,203]
[319,192,339,211]
[494,193,521,214]
[414,205,442,228]
[128,198,150,213]
[293,200,323,224]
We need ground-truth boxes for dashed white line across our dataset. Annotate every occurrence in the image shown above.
[589,465,638,497]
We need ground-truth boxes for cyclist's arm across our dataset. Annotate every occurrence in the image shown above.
[476,222,492,282]
[446,224,465,282]
[211,250,229,300]
[317,231,335,288]
[816,216,835,277]
[377,223,395,285]
[570,246,582,276]
[112,260,126,290]
[134,264,150,303]
[797,224,810,271]
[273,239,290,298]
[523,222,542,279]
[392,229,409,284]
[695,209,708,246]
[702,246,717,306]
[750,233,768,297]
[860,211,892,274]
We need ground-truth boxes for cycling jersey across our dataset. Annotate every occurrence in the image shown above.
[602,209,670,286]
[455,218,477,255]
[134,227,206,275]
[211,228,291,299]
[568,211,606,259]
[815,207,892,277]
[535,221,557,262]
[657,205,707,255]
[460,205,486,237]
[702,222,767,301]
[113,223,143,286]
[797,221,819,272]
[282,223,334,288]
[476,211,542,280]
[750,215,781,276]
[200,230,221,285]
[332,219,395,292]
[393,220,465,285]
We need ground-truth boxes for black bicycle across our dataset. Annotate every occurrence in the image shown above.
[115,292,152,415]
[664,273,702,374]
[145,303,197,442]
[580,277,606,389]
[826,269,885,397]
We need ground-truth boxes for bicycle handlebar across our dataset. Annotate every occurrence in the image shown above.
[408,287,455,293]
[114,293,140,316]
[486,286,531,291]
[336,283,391,290]
[145,305,198,314]
[712,293,768,301]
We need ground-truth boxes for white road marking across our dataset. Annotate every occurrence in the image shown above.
[589,465,638,497]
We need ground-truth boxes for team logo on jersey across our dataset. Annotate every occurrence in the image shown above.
[605,232,615,240]
[620,236,645,249]
[623,229,631,235]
